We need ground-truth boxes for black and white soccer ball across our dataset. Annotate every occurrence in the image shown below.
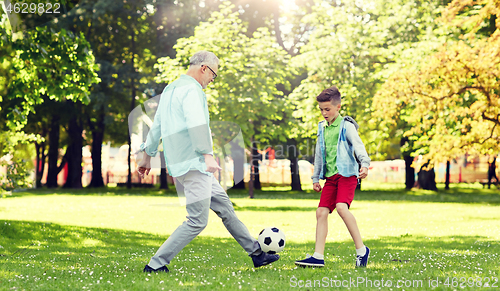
[258,227,286,254]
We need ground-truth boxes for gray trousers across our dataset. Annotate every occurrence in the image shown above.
[148,170,260,269]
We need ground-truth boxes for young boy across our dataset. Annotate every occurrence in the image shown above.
[295,86,371,268]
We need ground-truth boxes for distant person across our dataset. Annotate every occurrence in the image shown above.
[488,155,499,189]
[295,86,371,268]
[137,51,279,273]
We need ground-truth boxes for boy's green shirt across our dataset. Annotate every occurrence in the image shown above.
[324,115,342,177]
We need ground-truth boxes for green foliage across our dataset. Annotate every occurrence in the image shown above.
[3,26,99,131]
[0,160,33,192]
[0,132,37,192]
[290,0,448,160]
[0,14,99,190]
[155,2,295,146]
[374,0,500,164]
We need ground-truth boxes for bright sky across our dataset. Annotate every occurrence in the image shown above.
[279,0,299,12]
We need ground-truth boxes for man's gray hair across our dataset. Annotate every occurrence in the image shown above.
[189,51,219,67]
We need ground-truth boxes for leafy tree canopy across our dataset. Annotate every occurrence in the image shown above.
[373,0,500,163]
[155,1,294,146]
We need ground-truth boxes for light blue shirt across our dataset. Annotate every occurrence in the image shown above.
[140,75,213,177]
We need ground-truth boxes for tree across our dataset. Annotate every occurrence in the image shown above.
[373,0,500,169]
[51,0,168,188]
[0,14,99,190]
[154,1,294,191]
[290,0,447,161]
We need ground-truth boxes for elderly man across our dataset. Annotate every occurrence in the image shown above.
[137,51,279,273]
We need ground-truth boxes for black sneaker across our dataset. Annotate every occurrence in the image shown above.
[355,246,370,268]
[143,264,169,273]
[295,254,325,267]
[251,251,280,268]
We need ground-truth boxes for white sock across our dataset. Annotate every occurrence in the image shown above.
[356,246,366,256]
[312,252,324,259]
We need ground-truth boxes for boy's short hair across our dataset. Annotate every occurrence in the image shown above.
[316,86,341,105]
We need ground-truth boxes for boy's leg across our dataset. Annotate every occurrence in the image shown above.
[314,207,330,255]
[335,175,370,267]
[295,177,336,267]
[336,203,363,249]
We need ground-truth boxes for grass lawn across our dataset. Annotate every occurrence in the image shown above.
[1,182,500,290]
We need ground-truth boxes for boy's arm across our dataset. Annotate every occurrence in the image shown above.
[345,122,371,169]
[311,138,322,184]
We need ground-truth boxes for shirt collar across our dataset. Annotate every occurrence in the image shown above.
[180,74,203,89]
[326,115,342,127]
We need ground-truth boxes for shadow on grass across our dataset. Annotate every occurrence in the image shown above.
[1,219,498,265]
[232,205,318,212]
[229,187,500,205]
[6,183,500,205]
[6,187,180,198]
[1,220,499,290]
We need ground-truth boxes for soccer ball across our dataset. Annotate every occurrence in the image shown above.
[258,227,286,254]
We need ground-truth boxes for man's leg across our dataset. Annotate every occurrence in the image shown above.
[209,175,260,255]
[208,176,279,267]
[148,171,211,269]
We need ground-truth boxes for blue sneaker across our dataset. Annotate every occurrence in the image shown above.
[252,251,280,268]
[143,264,169,273]
[356,246,370,267]
[295,254,325,267]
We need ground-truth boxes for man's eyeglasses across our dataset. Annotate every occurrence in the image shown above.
[205,65,217,80]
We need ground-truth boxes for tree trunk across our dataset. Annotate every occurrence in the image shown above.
[251,140,261,190]
[127,27,136,189]
[404,155,415,190]
[88,111,105,188]
[46,114,61,188]
[64,114,83,189]
[159,151,168,189]
[417,162,437,191]
[288,139,302,191]
[445,160,450,190]
[232,141,245,189]
[35,133,47,188]
[35,143,41,188]
[400,137,415,190]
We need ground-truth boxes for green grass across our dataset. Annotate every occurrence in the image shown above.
[1,183,500,290]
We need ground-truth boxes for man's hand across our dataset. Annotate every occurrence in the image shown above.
[204,154,222,173]
[359,167,368,179]
[313,182,322,192]
[137,152,151,179]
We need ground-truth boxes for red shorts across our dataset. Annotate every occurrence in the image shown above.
[318,174,358,213]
